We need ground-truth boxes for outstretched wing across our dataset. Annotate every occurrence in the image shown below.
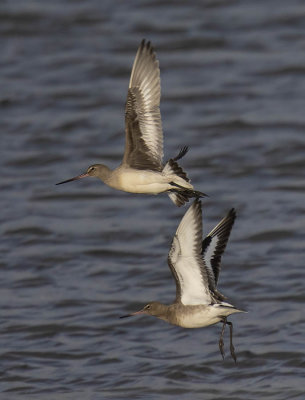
[123,40,163,171]
[168,199,214,305]
[202,208,236,287]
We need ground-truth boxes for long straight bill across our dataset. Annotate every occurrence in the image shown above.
[119,309,146,319]
[56,173,89,185]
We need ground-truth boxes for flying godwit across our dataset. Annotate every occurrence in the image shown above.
[56,40,205,206]
[121,199,244,361]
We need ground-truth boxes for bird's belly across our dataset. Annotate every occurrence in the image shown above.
[176,304,242,328]
[113,170,170,194]
[176,307,222,328]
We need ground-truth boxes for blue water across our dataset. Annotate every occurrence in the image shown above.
[1,0,304,399]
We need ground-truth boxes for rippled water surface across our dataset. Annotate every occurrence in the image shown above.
[1,0,304,399]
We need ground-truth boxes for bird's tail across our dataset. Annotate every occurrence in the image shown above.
[216,302,247,316]
[168,187,207,207]
[163,147,206,207]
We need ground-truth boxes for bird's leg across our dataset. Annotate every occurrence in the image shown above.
[169,182,207,198]
[218,318,226,360]
[226,320,237,363]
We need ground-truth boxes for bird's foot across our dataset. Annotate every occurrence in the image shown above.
[230,343,237,363]
[219,338,225,360]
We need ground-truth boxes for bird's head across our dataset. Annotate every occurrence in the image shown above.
[120,302,167,319]
[56,163,110,185]
[86,164,107,177]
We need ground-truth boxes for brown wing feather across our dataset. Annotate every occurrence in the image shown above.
[123,40,163,170]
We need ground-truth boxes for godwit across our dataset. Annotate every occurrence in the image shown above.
[121,199,244,361]
[56,40,205,206]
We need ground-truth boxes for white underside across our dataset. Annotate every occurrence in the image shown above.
[175,304,243,328]
[106,168,193,194]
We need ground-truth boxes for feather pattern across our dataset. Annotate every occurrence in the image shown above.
[202,208,236,287]
[123,40,163,171]
[168,201,236,306]
[168,199,213,305]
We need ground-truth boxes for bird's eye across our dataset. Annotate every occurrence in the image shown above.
[145,305,151,310]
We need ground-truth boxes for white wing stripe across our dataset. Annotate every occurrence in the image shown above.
[204,235,218,277]
[168,200,212,306]
[177,259,210,305]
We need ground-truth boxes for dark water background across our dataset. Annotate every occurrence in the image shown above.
[1,0,304,399]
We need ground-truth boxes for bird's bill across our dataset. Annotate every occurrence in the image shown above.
[119,309,146,319]
[55,173,89,185]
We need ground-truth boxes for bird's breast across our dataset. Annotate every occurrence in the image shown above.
[109,169,170,194]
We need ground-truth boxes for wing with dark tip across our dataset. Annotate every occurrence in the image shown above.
[123,40,163,171]
[168,199,214,305]
[202,208,236,286]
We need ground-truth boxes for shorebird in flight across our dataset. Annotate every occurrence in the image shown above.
[121,200,244,361]
[56,40,205,206]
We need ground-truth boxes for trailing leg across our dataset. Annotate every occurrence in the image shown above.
[218,318,226,360]
[226,320,237,363]
[169,182,207,198]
